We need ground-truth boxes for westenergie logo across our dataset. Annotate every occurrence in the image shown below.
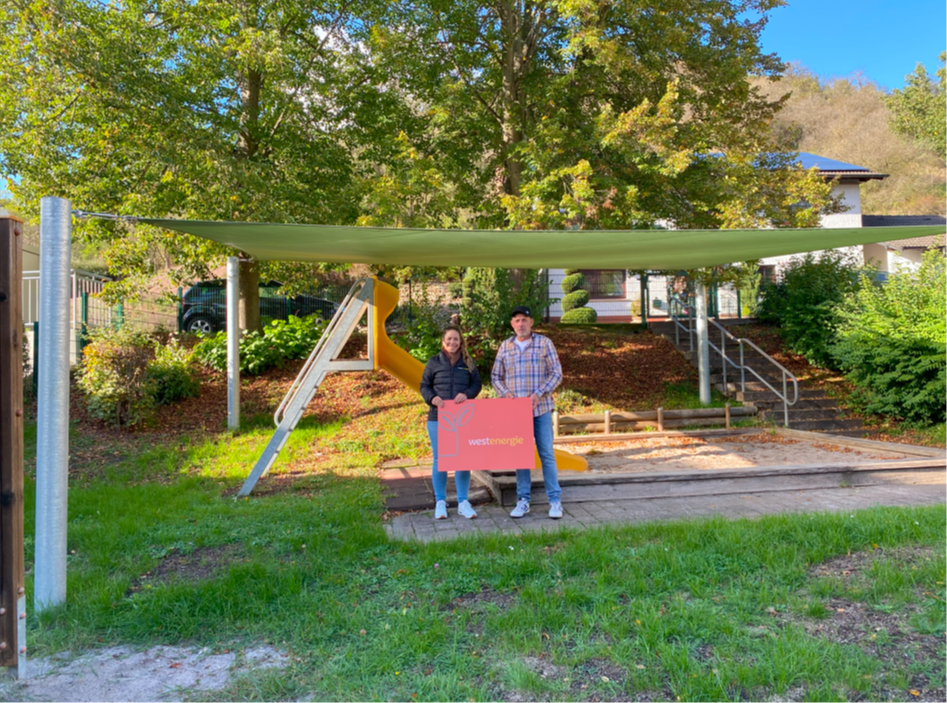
[468,437,525,447]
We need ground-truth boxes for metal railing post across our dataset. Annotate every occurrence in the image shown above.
[78,291,89,360]
[783,374,789,427]
[31,321,38,396]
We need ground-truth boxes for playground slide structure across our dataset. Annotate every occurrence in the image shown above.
[238,277,585,497]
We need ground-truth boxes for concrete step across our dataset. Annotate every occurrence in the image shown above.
[783,418,864,432]
[765,408,849,422]
[732,388,828,402]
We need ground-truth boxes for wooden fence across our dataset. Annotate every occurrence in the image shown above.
[553,404,758,436]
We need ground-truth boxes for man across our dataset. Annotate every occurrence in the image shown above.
[491,305,563,519]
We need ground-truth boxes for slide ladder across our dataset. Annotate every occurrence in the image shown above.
[237,278,377,497]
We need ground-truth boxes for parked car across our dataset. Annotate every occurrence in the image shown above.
[181,280,340,334]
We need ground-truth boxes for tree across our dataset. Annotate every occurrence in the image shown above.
[0,0,397,328]
[885,53,946,157]
[364,0,837,235]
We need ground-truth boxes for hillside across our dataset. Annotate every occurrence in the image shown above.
[754,64,946,215]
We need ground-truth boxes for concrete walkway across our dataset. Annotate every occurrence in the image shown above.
[385,483,946,542]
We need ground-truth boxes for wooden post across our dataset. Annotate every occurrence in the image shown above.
[725,403,731,429]
[603,410,611,435]
[657,407,664,432]
[552,410,559,438]
[0,212,25,673]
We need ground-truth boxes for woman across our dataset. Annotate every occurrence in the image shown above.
[419,324,482,519]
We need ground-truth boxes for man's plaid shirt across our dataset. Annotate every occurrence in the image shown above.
[491,333,562,417]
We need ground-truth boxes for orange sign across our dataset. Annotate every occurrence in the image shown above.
[437,397,535,472]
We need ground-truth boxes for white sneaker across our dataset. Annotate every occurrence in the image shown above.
[548,501,563,519]
[510,499,530,518]
[457,500,477,519]
[434,500,448,519]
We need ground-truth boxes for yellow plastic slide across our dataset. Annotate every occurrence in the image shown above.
[372,278,587,472]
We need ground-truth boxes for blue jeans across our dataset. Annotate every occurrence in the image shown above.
[427,421,471,502]
[516,411,561,502]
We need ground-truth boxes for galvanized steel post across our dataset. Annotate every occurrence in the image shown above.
[227,257,240,430]
[35,197,71,612]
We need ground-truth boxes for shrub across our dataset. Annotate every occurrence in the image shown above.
[147,337,199,405]
[756,250,860,367]
[193,313,328,375]
[263,314,328,360]
[561,272,586,295]
[561,289,590,312]
[832,249,946,424]
[193,330,283,375]
[563,268,580,275]
[561,307,598,324]
[78,328,156,427]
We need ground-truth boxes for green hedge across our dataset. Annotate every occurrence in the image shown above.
[561,290,590,312]
[561,272,586,295]
[561,307,598,324]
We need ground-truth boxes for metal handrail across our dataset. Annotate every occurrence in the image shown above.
[669,310,799,427]
[274,278,370,426]
[734,335,799,427]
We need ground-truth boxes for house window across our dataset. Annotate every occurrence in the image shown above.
[580,270,626,298]
[759,265,777,286]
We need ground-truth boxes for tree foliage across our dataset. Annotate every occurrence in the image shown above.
[0,0,399,311]
[885,53,946,157]
[2,0,847,300]
[367,0,837,231]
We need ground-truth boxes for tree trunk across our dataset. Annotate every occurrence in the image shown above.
[238,258,261,333]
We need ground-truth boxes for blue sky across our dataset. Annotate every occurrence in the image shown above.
[759,0,946,90]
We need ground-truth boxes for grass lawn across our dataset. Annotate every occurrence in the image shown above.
[20,323,944,701]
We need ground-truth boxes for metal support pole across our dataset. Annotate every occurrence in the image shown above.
[639,273,648,328]
[227,257,240,430]
[695,282,711,406]
[35,197,71,612]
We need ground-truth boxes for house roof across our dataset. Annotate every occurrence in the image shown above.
[863,215,946,249]
[795,153,888,181]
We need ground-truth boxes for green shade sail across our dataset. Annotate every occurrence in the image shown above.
[142,218,944,269]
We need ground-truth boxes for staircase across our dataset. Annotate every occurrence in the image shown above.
[649,319,867,437]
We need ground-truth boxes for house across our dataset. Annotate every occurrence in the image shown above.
[546,153,945,323]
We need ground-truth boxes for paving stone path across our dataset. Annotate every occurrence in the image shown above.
[385,483,945,542]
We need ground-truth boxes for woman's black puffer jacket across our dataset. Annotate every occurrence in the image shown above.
[419,351,482,421]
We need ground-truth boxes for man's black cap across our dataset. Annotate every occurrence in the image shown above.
[510,306,532,319]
